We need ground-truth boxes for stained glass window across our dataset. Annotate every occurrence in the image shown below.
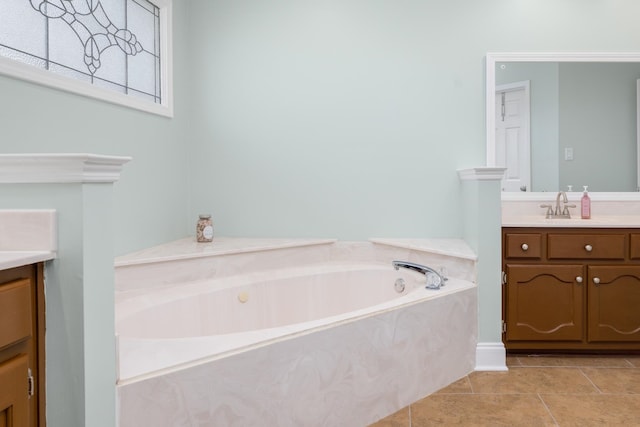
[0,0,171,115]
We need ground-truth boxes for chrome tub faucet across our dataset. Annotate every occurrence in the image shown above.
[392,261,446,289]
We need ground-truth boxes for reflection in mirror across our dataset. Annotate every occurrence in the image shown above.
[486,53,640,194]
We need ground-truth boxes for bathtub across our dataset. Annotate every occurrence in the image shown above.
[115,238,478,427]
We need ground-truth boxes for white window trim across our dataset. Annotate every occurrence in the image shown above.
[0,0,173,118]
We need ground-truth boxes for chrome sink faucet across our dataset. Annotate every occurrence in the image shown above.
[540,191,576,219]
[555,191,568,216]
[392,261,446,289]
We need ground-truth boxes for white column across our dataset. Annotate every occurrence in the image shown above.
[458,167,508,371]
[0,153,131,427]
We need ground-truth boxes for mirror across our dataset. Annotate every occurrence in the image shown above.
[486,52,640,196]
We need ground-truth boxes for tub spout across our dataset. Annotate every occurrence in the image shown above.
[392,261,445,289]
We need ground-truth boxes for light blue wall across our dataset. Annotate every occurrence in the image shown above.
[0,1,192,256]
[5,0,640,247]
[186,0,640,238]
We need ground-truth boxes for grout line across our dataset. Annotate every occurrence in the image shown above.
[537,393,560,427]
[578,367,603,394]
[513,355,523,366]
[466,375,475,394]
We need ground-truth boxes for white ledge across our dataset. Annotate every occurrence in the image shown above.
[0,153,132,183]
[457,167,506,181]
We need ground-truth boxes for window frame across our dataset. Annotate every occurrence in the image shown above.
[0,0,173,118]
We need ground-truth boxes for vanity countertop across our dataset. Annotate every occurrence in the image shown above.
[502,215,640,228]
[0,209,57,270]
[0,251,56,270]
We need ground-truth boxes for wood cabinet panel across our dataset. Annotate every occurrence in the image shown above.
[588,266,640,342]
[505,234,542,259]
[0,354,29,427]
[0,265,44,427]
[0,279,32,350]
[547,233,626,260]
[631,234,640,260]
[505,264,584,342]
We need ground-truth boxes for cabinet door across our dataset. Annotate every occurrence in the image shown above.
[505,264,584,342]
[588,266,640,342]
[0,354,29,427]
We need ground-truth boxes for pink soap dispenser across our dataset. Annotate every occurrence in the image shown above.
[581,186,591,219]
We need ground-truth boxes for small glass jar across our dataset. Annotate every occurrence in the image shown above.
[196,214,213,242]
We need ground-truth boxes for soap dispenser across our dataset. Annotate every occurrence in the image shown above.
[581,186,591,219]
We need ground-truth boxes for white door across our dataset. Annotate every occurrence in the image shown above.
[495,82,530,191]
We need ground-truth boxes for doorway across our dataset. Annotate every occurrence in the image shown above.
[495,81,531,192]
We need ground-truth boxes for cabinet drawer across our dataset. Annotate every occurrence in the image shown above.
[505,234,542,259]
[548,234,626,260]
[631,234,640,260]
[0,279,32,350]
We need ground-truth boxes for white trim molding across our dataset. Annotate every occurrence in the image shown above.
[0,153,132,184]
[457,167,506,181]
[475,342,508,371]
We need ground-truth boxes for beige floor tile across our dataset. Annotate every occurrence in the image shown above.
[581,367,640,394]
[410,394,556,426]
[506,355,522,367]
[469,367,598,394]
[625,356,640,368]
[541,394,640,426]
[516,354,632,368]
[370,357,640,426]
[368,407,410,427]
[435,376,472,394]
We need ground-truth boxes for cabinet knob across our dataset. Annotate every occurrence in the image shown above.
[576,276,583,283]
[521,243,529,251]
[593,277,601,285]
[585,244,593,252]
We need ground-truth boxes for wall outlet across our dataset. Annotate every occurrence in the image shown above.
[564,147,574,161]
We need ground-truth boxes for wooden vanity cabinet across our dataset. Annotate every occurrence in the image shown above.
[502,228,640,351]
[0,264,45,427]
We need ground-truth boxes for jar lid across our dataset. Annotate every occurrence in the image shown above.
[199,214,211,219]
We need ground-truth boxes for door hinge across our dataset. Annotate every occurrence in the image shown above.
[28,368,34,399]
[501,320,507,334]
[501,271,507,285]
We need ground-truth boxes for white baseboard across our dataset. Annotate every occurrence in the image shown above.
[475,342,508,371]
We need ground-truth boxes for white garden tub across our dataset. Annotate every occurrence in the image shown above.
[115,239,478,427]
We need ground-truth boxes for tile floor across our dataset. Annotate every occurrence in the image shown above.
[370,354,640,426]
